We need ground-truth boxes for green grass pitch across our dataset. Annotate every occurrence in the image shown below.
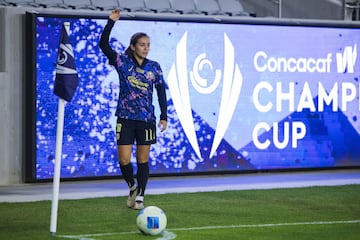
[0,185,359,240]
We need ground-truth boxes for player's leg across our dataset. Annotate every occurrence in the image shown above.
[133,121,156,210]
[116,118,137,208]
[118,145,138,208]
[133,145,150,210]
[135,145,151,204]
[118,145,135,187]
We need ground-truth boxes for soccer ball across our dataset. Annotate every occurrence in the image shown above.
[136,206,167,235]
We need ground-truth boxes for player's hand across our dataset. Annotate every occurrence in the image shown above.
[110,9,121,21]
[158,120,167,132]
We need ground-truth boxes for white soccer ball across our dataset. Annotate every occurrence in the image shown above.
[136,206,167,235]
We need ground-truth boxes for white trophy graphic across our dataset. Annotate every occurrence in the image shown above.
[168,32,243,159]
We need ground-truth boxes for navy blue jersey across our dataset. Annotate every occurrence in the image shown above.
[100,19,167,125]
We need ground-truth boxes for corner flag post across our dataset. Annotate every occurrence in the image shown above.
[50,21,78,236]
[50,97,65,236]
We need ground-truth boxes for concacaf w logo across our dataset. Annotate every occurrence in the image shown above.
[168,32,243,160]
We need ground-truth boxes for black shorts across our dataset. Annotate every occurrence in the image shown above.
[116,118,156,145]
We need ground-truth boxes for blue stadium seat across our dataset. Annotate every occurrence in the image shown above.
[3,0,41,7]
[144,0,178,14]
[217,0,249,16]
[92,0,119,11]
[34,0,70,9]
[194,0,228,16]
[0,0,14,6]
[118,0,153,13]
[169,0,203,14]
[0,0,15,6]
[63,0,97,10]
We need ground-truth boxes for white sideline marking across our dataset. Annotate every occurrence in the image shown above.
[171,220,360,231]
[57,220,360,239]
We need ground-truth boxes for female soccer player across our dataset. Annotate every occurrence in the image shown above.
[99,9,167,210]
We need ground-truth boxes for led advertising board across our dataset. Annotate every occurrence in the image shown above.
[25,13,360,181]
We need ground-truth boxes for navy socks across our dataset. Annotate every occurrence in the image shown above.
[120,162,149,198]
[120,163,135,189]
[136,162,149,197]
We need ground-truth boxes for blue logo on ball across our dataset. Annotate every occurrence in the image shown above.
[147,216,159,229]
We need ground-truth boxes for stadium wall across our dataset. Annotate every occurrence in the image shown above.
[0,7,23,185]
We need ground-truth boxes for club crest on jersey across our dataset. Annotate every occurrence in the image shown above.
[167,32,243,160]
[146,71,155,80]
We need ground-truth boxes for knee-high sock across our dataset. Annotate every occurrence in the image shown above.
[136,162,149,197]
[120,163,135,189]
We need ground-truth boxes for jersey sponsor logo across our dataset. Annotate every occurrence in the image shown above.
[136,67,145,74]
[128,76,149,91]
[168,32,243,159]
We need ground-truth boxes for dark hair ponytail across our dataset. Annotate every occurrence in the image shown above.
[125,32,149,56]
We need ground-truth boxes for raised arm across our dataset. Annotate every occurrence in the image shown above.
[99,9,121,66]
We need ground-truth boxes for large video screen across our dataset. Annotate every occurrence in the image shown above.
[26,12,360,181]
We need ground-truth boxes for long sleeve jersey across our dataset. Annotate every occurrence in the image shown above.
[99,18,167,125]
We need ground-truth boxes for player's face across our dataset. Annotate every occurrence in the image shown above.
[132,36,150,60]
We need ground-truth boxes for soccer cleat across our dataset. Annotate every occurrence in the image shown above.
[126,188,138,208]
[133,195,144,210]
[133,201,144,210]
